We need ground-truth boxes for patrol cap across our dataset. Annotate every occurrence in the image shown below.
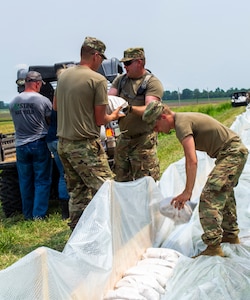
[142,101,165,126]
[25,71,45,84]
[82,36,107,59]
[120,47,145,62]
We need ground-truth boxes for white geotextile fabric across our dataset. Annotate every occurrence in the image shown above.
[0,107,250,299]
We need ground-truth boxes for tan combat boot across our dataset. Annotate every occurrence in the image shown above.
[221,235,240,244]
[193,244,225,258]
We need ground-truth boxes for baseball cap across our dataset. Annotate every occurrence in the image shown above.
[120,47,145,62]
[142,101,164,126]
[83,36,107,59]
[25,71,45,84]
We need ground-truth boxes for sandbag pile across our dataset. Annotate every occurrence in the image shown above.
[104,248,182,300]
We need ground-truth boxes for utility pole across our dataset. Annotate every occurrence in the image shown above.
[178,87,181,106]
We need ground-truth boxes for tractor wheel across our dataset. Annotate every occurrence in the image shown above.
[0,162,22,217]
[0,160,60,218]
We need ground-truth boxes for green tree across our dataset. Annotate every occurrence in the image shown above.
[193,89,200,101]
[182,88,193,99]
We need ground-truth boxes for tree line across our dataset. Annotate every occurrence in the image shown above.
[1,87,250,107]
[162,87,250,101]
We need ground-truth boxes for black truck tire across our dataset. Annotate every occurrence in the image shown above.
[0,160,60,218]
[0,162,22,217]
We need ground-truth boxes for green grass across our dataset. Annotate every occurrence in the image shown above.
[0,110,14,133]
[0,103,246,270]
[0,201,71,269]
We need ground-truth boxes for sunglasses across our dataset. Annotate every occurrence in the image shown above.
[123,59,137,67]
[92,52,105,61]
[97,53,105,60]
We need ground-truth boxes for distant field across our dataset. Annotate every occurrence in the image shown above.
[0,109,14,134]
[0,109,11,119]
[165,97,229,107]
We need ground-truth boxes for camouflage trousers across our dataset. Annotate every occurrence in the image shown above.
[114,132,160,182]
[199,138,248,246]
[58,137,114,230]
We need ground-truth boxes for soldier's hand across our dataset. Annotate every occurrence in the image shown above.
[112,106,126,120]
[122,105,132,116]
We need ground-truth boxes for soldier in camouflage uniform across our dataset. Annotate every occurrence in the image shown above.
[54,37,123,230]
[108,48,164,182]
[143,101,248,257]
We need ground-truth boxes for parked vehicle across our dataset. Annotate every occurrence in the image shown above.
[231,91,248,107]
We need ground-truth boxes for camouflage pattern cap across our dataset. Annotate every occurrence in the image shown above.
[142,101,164,126]
[120,47,145,62]
[83,36,107,59]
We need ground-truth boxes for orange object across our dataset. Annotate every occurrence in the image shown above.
[106,128,113,137]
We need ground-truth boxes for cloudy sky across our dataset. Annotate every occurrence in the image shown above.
[1,0,250,102]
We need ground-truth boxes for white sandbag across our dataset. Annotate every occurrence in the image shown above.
[135,284,161,300]
[137,257,176,269]
[105,283,161,300]
[104,286,147,300]
[143,247,181,262]
[161,204,205,257]
[159,197,196,225]
[124,264,174,281]
[123,266,167,288]
[116,274,165,294]
[124,272,166,289]
[106,95,128,114]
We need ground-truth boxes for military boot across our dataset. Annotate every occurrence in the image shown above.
[193,244,225,258]
[221,234,240,244]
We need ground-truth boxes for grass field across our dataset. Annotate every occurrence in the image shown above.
[0,102,246,270]
[0,109,14,134]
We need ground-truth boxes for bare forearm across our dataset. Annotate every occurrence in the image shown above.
[131,97,160,116]
[130,105,146,116]
[184,161,197,198]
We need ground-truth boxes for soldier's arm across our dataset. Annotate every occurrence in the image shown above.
[95,105,124,126]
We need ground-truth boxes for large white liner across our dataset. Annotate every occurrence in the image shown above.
[0,177,165,300]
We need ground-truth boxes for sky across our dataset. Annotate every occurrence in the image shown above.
[1,0,250,103]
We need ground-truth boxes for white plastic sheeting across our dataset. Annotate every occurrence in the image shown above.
[0,107,250,299]
[0,177,165,300]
